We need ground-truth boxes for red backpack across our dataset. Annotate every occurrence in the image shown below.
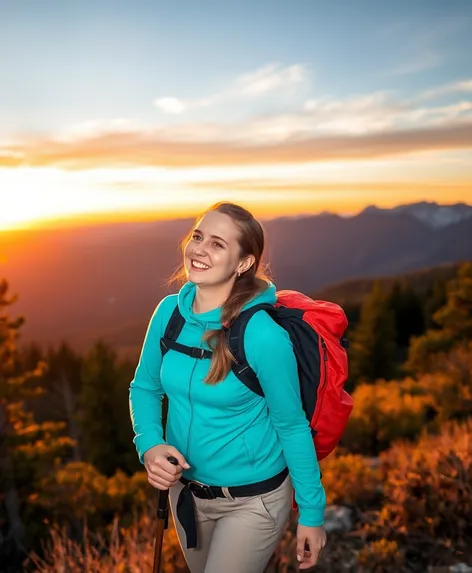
[161,289,353,463]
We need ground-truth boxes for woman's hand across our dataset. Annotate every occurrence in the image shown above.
[296,524,327,569]
[143,444,190,490]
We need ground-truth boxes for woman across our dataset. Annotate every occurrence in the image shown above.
[129,202,327,573]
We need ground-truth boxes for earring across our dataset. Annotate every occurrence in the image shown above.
[237,271,241,277]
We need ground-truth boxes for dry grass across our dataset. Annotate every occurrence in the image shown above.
[25,512,188,573]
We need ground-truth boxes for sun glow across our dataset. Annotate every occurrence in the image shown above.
[2,154,472,231]
[1,167,195,230]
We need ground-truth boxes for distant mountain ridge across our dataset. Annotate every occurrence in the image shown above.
[1,201,470,351]
[360,201,472,229]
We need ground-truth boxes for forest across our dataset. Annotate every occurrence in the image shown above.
[1,261,471,572]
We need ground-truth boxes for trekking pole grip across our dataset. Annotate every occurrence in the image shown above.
[157,456,179,528]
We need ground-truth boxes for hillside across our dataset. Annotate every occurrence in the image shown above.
[311,262,461,307]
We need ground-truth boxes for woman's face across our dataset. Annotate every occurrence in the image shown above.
[184,210,249,287]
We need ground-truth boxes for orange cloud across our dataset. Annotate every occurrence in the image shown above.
[1,121,471,170]
[191,179,472,194]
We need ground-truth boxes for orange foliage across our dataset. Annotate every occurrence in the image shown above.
[26,513,188,573]
[320,453,382,507]
[342,378,435,454]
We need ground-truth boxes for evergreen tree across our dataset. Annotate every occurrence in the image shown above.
[406,262,472,375]
[0,280,74,568]
[19,343,83,460]
[388,281,425,348]
[423,277,448,330]
[349,281,398,386]
[78,340,136,476]
[43,343,83,460]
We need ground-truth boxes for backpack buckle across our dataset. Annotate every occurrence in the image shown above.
[190,347,205,359]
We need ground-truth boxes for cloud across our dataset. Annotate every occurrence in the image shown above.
[56,118,146,142]
[3,75,472,171]
[420,79,472,100]
[153,97,188,114]
[1,121,471,170]
[191,179,472,195]
[235,63,306,96]
[153,63,308,114]
[380,24,453,78]
[239,91,471,141]
[0,149,24,167]
[387,51,444,77]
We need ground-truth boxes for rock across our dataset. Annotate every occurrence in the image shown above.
[450,565,472,573]
[429,565,472,573]
[323,505,354,533]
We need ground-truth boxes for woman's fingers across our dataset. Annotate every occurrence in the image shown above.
[297,525,326,569]
[148,465,182,482]
[147,474,175,490]
[146,457,183,481]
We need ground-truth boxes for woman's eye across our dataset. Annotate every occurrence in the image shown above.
[192,234,201,241]
[213,242,223,249]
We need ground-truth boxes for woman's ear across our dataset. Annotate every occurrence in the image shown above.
[237,254,255,275]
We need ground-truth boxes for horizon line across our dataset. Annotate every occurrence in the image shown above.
[1,198,470,234]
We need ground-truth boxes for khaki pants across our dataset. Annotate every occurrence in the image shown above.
[169,475,293,573]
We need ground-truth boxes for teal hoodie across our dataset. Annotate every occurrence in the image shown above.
[129,281,326,527]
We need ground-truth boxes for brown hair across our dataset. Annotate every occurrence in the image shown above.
[170,202,270,384]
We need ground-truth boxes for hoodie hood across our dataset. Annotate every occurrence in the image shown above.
[177,280,277,330]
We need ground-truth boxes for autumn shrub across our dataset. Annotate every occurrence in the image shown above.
[368,419,472,562]
[342,379,436,455]
[26,512,188,573]
[381,419,472,541]
[417,342,472,422]
[320,453,382,507]
[28,462,151,534]
[357,539,404,572]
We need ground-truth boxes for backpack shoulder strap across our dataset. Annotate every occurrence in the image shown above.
[160,303,185,357]
[228,303,275,397]
[160,304,213,360]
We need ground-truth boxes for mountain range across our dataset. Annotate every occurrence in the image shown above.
[1,201,471,353]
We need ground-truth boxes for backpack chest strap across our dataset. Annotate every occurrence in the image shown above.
[160,337,213,360]
[160,305,213,360]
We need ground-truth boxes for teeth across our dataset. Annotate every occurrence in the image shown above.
[192,260,210,269]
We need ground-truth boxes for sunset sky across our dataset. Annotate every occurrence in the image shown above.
[1,0,472,230]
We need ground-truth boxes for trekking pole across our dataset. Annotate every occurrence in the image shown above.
[152,455,179,573]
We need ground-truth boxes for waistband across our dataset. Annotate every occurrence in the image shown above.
[175,467,289,549]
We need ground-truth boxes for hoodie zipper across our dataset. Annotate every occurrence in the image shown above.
[185,358,198,462]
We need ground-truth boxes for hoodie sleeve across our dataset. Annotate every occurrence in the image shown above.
[244,310,326,527]
[129,295,176,464]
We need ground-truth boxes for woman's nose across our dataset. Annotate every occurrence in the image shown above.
[193,242,208,256]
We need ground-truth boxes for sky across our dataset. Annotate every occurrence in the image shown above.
[1,0,472,230]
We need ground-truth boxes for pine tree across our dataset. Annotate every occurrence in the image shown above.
[388,281,425,348]
[406,262,472,375]
[423,277,448,329]
[0,280,74,568]
[78,340,134,476]
[349,281,398,386]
